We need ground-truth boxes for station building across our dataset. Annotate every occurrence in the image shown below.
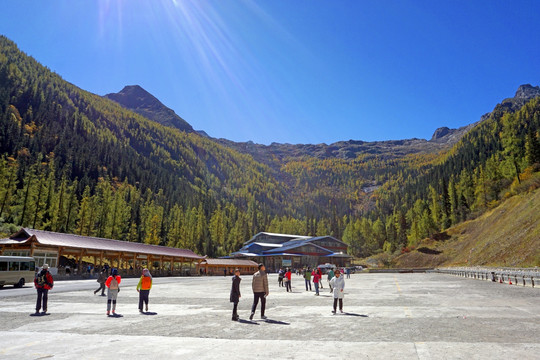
[0,228,204,276]
[229,232,352,271]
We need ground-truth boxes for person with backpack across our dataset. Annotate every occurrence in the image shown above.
[284,268,292,292]
[230,268,241,321]
[136,268,152,313]
[304,268,312,291]
[34,264,54,315]
[94,269,107,296]
[105,268,121,316]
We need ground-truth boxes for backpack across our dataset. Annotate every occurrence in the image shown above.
[36,272,48,286]
[109,276,119,290]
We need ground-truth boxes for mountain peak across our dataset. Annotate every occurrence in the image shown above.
[514,84,540,100]
[104,86,194,133]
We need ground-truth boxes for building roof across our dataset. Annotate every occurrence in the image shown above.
[244,232,311,245]
[265,239,332,254]
[198,258,258,266]
[1,228,203,260]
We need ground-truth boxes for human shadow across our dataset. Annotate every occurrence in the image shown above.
[263,319,290,325]
[342,313,368,317]
[108,313,124,318]
[141,312,157,316]
[238,319,259,325]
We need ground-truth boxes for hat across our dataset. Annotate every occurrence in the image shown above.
[42,264,49,269]
[111,268,118,276]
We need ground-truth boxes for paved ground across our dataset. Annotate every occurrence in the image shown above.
[0,273,539,359]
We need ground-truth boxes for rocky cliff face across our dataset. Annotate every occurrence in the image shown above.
[105,85,194,133]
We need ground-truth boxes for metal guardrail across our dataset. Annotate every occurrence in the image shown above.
[435,267,539,288]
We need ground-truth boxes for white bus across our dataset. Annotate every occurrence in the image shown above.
[0,256,36,288]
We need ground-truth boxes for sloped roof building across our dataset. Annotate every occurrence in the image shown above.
[229,232,351,271]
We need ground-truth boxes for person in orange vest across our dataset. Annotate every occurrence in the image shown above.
[136,268,153,313]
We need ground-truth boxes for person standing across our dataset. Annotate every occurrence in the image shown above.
[105,268,122,316]
[284,268,292,292]
[34,264,53,315]
[278,268,284,287]
[250,263,269,320]
[304,268,312,291]
[329,270,345,314]
[94,269,107,296]
[136,268,152,313]
[312,269,320,296]
[230,268,241,321]
[346,267,351,279]
[327,268,335,293]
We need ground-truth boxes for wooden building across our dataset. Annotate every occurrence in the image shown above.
[230,232,352,271]
[0,228,203,276]
[196,258,259,276]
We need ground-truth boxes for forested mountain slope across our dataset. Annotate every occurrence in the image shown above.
[0,35,538,265]
[393,186,540,268]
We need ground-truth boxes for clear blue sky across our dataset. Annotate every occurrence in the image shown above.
[1,1,539,144]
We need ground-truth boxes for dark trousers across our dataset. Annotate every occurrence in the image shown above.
[333,298,343,312]
[305,279,312,291]
[139,290,150,310]
[251,292,266,316]
[95,283,105,295]
[36,288,48,312]
[232,301,239,318]
[285,280,291,292]
[278,278,283,287]
[314,282,319,295]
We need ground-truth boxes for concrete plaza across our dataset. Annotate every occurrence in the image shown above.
[0,272,539,359]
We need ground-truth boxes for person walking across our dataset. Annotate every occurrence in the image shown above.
[136,268,152,313]
[312,269,320,296]
[230,268,241,321]
[278,268,284,287]
[346,267,351,279]
[329,270,345,314]
[284,268,292,292]
[304,268,312,291]
[105,268,122,316]
[94,269,107,296]
[250,264,269,320]
[34,264,54,315]
[327,268,335,293]
[317,267,324,289]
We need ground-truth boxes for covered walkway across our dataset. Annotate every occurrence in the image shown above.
[0,228,204,277]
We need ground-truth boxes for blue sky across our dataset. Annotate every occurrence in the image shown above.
[1,1,539,144]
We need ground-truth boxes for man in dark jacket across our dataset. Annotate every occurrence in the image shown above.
[34,264,54,314]
[250,263,269,320]
[94,269,107,296]
[230,268,241,321]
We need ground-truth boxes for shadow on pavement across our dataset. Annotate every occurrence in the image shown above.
[263,319,290,325]
[141,312,158,316]
[342,313,368,317]
[108,314,124,318]
[238,319,259,325]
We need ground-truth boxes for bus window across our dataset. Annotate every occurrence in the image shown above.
[9,262,19,271]
[20,261,33,271]
[0,261,7,271]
